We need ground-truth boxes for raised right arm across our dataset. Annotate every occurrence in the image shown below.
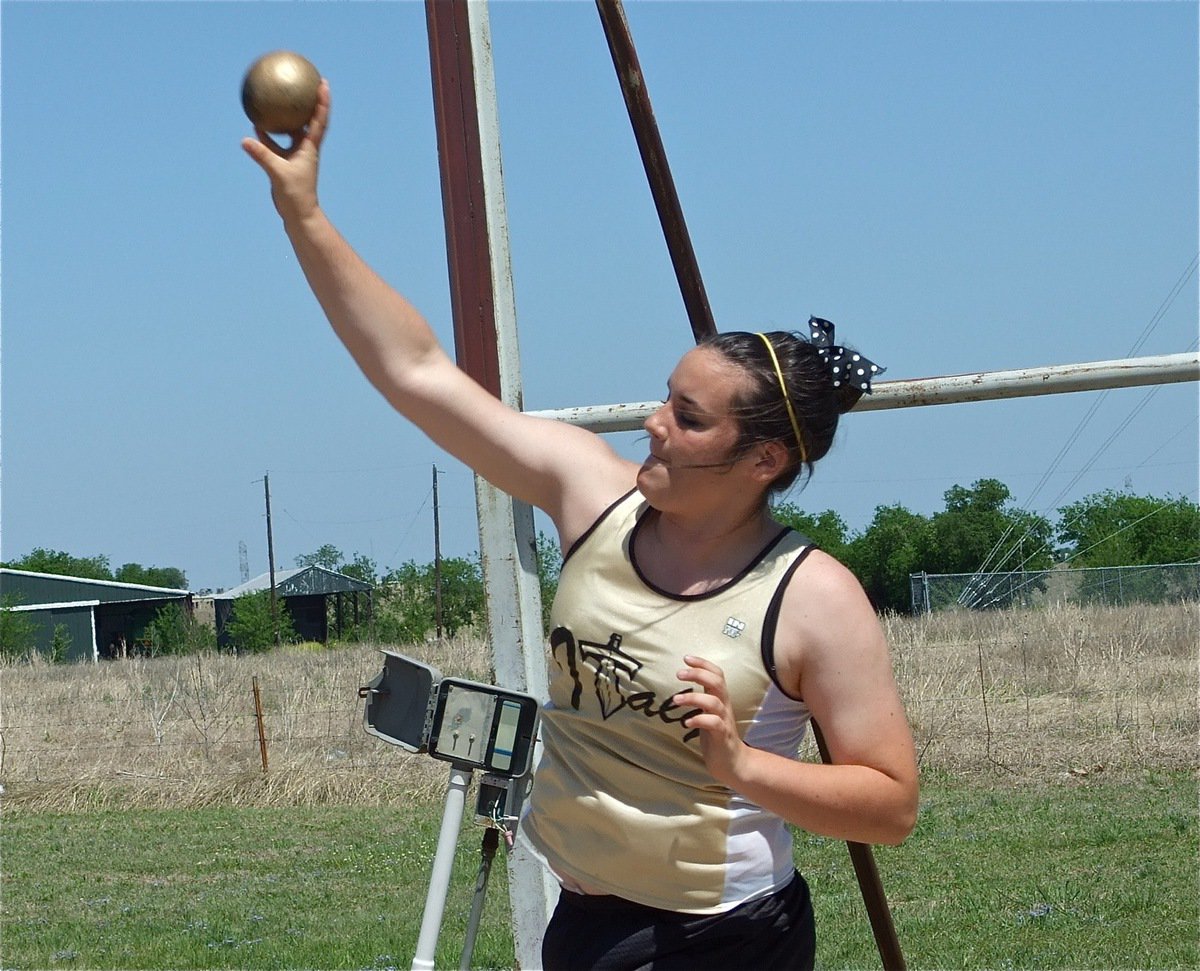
[241,82,636,543]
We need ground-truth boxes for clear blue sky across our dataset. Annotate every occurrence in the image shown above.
[2,1,1196,593]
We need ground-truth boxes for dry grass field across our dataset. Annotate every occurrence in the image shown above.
[883,600,1198,782]
[1,602,1196,813]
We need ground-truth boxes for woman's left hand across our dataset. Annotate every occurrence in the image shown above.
[675,655,746,787]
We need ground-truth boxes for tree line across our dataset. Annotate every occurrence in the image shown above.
[245,480,1199,633]
[772,479,1198,612]
[289,536,560,645]
[0,549,187,590]
[2,481,1195,658]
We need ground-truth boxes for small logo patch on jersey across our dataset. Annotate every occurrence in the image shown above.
[722,617,747,639]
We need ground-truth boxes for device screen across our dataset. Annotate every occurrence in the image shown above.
[427,678,539,776]
[489,699,524,773]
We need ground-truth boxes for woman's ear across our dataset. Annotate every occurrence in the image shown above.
[749,440,790,485]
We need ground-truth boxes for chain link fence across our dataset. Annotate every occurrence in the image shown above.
[910,562,1200,614]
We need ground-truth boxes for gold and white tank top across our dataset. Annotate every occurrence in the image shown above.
[522,489,815,914]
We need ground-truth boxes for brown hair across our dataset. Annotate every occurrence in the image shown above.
[701,330,863,493]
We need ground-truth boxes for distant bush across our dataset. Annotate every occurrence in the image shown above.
[48,624,72,664]
[1,597,38,661]
[225,590,299,653]
[147,602,217,656]
[280,640,328,654]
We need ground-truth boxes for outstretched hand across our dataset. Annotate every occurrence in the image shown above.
[241,79,330,224]
[675,655,747,788]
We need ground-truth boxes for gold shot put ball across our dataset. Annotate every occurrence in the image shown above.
[241,51,320,134]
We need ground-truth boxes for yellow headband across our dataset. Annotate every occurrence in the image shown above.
[755,333,808,465]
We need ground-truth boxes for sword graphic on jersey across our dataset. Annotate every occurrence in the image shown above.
[550,627,702,741]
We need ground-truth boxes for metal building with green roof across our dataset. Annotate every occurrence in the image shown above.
[210,566,372,647]
[0,568,193,662]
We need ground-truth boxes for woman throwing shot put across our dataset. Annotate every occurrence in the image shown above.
[244,82,917,971]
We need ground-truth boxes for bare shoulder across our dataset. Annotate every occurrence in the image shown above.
[411,358,638,544]
[772,547,888,695]
[776,547,916,783]
[787,548,876,624]
[547,428,641,549]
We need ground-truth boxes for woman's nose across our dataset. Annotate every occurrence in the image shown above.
[644,403,668,439]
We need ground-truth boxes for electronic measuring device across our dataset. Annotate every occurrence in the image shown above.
[360,649,540,826]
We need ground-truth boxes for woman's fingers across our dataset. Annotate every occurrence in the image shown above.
[677,655,728,698]
[306,80,330,147]
[241,81,328,167]
[674,656,733,728]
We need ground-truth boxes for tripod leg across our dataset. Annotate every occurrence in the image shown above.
[413,766,473,971]
[459,828,500,970]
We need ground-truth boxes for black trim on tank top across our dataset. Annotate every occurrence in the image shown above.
[561,488,640,565]
[760,543,817,701]
[629,506,795,602]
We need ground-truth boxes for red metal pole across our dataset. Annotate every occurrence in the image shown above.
[425,0,503,396]
[595,5,905,967]
[812,721,907,971]
[594,0,717,344]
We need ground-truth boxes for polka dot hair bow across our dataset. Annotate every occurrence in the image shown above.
[807,316,885,393]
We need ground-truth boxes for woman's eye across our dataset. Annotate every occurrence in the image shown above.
[676,411,701,429]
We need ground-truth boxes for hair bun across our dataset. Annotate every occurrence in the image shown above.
[835,383,864,414]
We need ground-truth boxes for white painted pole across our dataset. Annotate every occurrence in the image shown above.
[463,3,559,968]
[852,351,1200,411]
[527,351,1200,432]
[464,0,548,712]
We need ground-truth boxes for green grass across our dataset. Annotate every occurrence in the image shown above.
[810,769,1198,969]
[2,771,1196,970]
[2,805,514,970]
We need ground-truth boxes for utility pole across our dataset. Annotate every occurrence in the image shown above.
[432,464,443,640]
[264,473,280,646]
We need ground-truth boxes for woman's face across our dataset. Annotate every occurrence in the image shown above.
[637,347,757,509]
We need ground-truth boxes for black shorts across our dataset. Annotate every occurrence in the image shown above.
[541,870,816,971]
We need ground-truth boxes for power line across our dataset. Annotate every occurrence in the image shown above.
[263,460,453,476]
[383,487,436,574]
[1015,253,1197,517]
[1133,416,1198,471]
[281,508,421,527]
[969,499,1197,610]
[958,254,1199,602]
[1127,253,1198,358]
